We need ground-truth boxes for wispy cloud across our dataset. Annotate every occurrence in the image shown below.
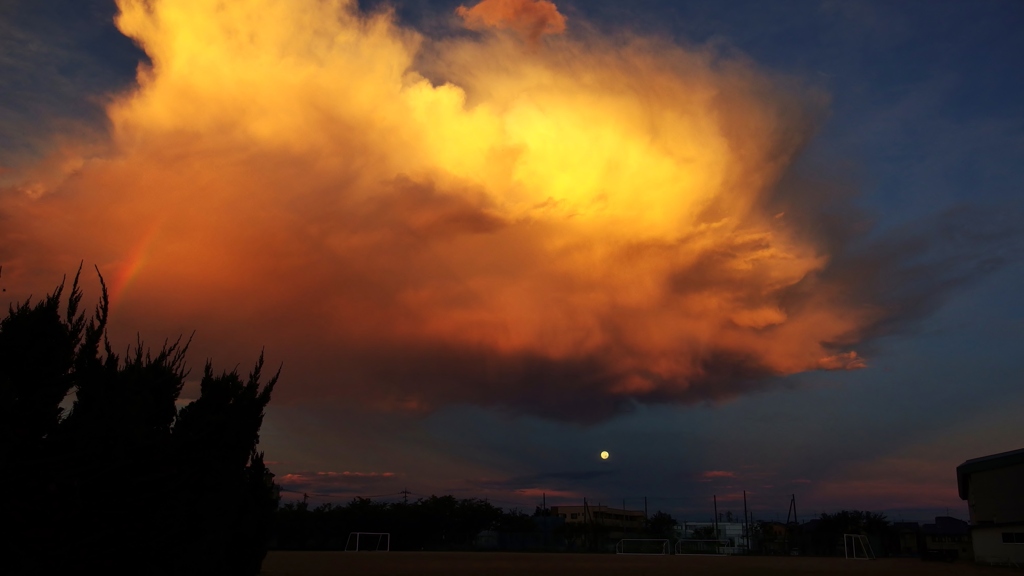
[278,471,399,497]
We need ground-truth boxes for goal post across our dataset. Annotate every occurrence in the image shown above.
[345,532,390,552]
[844,534,875,560]
[615,539,669,555]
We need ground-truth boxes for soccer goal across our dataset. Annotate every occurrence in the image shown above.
[675,539,729,556]
[844,534,875,560]
[345,532,390,552]
[616,539,670,555]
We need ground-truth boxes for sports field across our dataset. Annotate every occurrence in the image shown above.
[260,552,1016,576]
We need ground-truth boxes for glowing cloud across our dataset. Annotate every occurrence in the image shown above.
[701,471,737,481]
[456,0,566,42]
[1,0,947,421]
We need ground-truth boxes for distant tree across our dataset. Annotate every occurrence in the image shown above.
[498,507,537,533]
[817,510,890,536]
[749,520,788,555]
[807,510,891,557]
[646,510,678,539]
[0,267,279,575]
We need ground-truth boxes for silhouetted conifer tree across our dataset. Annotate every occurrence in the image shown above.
[0,266,279,576]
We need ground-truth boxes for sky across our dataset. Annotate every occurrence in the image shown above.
[1,0,1022,523]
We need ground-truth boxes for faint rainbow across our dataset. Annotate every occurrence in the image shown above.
[108,221,162,310]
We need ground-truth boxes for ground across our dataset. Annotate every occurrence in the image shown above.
[260,552,1019,576]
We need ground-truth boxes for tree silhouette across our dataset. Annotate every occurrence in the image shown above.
[0,266,279,575]
[646,510,678,539]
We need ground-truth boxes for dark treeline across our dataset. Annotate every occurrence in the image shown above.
[274,496,506,550]
[273,499,680,552]
[797,510,893,556]
[755,510,939,558]
[276,498,943,558]
[0,268,279,575]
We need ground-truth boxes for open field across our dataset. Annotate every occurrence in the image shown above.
[261,552,1019,576]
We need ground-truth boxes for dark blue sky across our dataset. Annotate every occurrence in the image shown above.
[1,0,1022,522]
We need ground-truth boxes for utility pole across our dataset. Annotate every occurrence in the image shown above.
[644,496,648,520]
[542,492,548,550]
[713,495,719,540]
[743,490,749,553]
[583,497,590,551]
[401,489,410,505]
[785,494,799,555]
[622,499,626,534]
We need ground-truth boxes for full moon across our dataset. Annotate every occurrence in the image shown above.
[600,451,610,460]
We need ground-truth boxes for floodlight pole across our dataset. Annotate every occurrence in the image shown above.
[713,495,719,539]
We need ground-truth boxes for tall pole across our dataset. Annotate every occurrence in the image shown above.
[584,497,590,551]
[622,499,626,533]
[713,495,719,540]
[542,492,548,550]
[785,494,798,554]
[645,496,648,520]
[743,490,749,552]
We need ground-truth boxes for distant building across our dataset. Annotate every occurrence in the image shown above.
[957,447,1024,565]
[677,521,749,554]
[921,517,971,561]
[550,505,646,532]
[893,521,921,556]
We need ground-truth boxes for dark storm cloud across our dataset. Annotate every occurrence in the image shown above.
[0,0,142,167]
[794,204,1024,346]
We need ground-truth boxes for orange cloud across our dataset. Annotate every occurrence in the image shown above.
[514,487,578,499]
[817,351,866,371]
[2,0,981,421]
[457,0,566,42]
[279,471,399,496]
[701,470,737,481]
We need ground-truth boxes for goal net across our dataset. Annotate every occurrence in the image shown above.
[615,539,669,555]
[345,532,390,552]
[844,534,875,560]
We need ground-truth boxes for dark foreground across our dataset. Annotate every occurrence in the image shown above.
[261,552,1016,576]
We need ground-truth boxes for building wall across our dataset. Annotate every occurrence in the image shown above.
[923,534,971,559]
[549,505,645,530]
[968,462,1024,524]
[972,525,1024,566]
[897,530,919,555]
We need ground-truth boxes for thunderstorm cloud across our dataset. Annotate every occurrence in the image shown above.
[2,0,1011,421]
